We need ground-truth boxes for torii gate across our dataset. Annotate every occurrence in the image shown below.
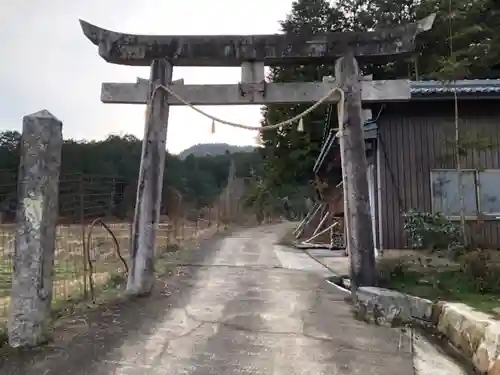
[79,14,435,294]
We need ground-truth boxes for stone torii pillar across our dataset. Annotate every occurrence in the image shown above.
[127,59,172,294]
[79,15,433,293]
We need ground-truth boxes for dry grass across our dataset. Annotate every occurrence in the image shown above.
[0,219,212,331]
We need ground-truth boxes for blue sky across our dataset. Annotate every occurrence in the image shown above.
[0,0,294,154]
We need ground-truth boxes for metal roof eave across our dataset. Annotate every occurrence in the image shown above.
[313,122,378,174]
[312,79,500,175]
[409,92,500,100]
[409,79,500,98]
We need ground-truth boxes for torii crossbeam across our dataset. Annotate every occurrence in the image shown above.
[80,15,435,67]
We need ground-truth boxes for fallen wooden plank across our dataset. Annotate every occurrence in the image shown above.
[294,242,332,249]
[101,79,411,105]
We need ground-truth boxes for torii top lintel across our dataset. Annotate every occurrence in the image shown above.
[79,14,435,67]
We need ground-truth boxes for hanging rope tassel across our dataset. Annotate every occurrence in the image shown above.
[297,118,304,132]
[254,132,262,145]
[211,119,216,134]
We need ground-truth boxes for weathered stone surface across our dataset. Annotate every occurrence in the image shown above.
[353,286,500,373]
[79,14,435,66]
[431,300,445,325]
[436,303,489,358]
[8,110,62,347]
[476,345,492,373]
[355,286,433,326]
[356,287,409,326]
[477,323,500,373]
[434,302,500,374]
[407,294,433,321]
[490,358,500,375]
[126,60,172,296]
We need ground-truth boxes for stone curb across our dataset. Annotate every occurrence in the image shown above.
[434,302,500,375]
[352,285,500,375]
[355,286,433,326]
[301,248,500,374]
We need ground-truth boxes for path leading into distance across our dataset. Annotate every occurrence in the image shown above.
[90,223,414,375]
[5,224,464,374]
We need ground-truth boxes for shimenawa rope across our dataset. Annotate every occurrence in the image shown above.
[146,83,345,133]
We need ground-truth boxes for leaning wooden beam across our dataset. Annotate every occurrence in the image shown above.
[101,79,410,105]
[294,215,308,236]
[304,222,339,244]
[79,14,435,66]
[295,203,322,237]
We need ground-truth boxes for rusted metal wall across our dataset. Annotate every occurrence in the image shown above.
[377,100,500,249]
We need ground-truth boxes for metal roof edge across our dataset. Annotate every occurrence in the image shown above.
[313,122,378,174]
[410,79,500,94]
[313,130,335,174]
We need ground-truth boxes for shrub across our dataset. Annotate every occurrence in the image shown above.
[377,258,406,285]
[461,250,500,294]
[403,210,463,251]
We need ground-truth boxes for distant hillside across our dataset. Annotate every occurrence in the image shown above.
[178,143,256,159]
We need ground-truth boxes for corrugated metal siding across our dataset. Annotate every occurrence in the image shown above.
[377,101,500,249]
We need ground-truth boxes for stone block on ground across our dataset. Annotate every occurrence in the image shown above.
[355,286,433,327]
[434,302,500,375]
[348,283,500,374]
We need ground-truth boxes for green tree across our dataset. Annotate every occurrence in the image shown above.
[260,0,345,195]
[0,131,260,219]
[258,0,500,199]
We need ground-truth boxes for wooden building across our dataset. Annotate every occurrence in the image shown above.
[299,79,500,251]
[295,109,377,249]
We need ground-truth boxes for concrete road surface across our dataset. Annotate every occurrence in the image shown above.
[3,224,417,375]
[89,223,414,375]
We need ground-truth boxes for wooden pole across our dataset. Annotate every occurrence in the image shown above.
[216,203,221,232]
[127,59,172,296]
[226,158,235,225]
[79,175,87,299]
[335,52,376,288]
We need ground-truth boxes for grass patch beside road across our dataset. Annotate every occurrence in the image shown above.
[378,250,500,318]
[0,270,129,351]
[0,257,178,351]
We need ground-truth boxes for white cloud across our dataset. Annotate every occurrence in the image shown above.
[0,0,293,153]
